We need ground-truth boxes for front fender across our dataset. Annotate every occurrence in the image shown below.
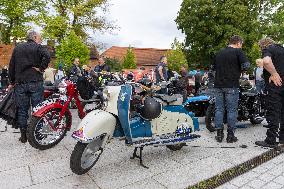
[32,97,66,117]
[72,110,117,143]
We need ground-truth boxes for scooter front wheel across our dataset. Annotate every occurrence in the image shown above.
[70,139,104,175]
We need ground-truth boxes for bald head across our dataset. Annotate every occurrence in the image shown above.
[27,31,42,44]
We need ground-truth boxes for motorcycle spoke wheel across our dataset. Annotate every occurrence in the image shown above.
[27,108,70,150]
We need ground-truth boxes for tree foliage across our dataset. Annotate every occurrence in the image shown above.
[105,57,122,72]
[0,0,46,44]
[122,47,137,69]
[56,31,90,71]
[39,0,115,42]
[166,38,188,72]
[176,0,283,68]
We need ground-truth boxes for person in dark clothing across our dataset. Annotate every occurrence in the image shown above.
[194,69,202,95]
[94,57,111,73]
[255,38,284,148]
[69,57,82,81]
[212,35,250,143]
[1,66,9,89]
[8,31,50,143]
[155,56,168,83]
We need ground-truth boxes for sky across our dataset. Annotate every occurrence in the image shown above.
[94,0,185,50]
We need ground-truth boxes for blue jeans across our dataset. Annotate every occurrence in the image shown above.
[214,88,239,132]
[15,82,44,129]
[256,80,265,94]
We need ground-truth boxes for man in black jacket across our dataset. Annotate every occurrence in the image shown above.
[212,35,250,143]
[8,31,50,143]
[255,38,284,148]
[94,57,110,73]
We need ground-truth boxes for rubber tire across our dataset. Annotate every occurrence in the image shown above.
[166,143,186,151]
[205,103,216,132]
[70,142,103,175]
[27,108,70,150]
[250,117,263,125]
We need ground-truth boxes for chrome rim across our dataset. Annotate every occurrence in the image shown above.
[34,109,66,145]
[81,141,103,169]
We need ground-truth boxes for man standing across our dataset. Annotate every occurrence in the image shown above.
[254,59,265,94]
[212,35,250,143]
[255,38,284,148]
[43,65,56,84]
[194,69,202,95]
[70,57,82,79]
[8,31,50,143]
[94,57,110,72]
[155,56,168,83]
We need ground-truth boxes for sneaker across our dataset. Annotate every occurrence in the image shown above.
[255,140,278,148]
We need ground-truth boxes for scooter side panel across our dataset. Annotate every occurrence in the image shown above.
[129,116,152,138]
[163,106,200,131]
[72,109,116,143]
[151,109,195,135]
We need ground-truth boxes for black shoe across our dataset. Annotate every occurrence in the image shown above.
[255,140,278,148]
[226,132,238,143]
[19,128,27,143]
[215,129,224,143]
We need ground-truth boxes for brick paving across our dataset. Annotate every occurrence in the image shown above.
[0,112,282,189]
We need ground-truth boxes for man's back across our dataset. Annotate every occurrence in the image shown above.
[214,47,248,88]
[262,44,284,82]
[9,40,50,84]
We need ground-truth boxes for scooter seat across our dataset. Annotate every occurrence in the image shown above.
[155,94,183,103]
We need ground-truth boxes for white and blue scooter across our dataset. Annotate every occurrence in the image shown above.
[69,83,200,175]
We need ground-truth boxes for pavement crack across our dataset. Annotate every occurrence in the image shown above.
[28,165,34,184]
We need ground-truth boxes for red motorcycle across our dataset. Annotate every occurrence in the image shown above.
[27,77,104,150]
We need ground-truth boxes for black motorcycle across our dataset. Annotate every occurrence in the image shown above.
[205,81,266,132]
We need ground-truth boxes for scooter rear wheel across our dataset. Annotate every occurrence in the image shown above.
[205,103,216,132]
[166,143,186,151]
[70,140,103,175]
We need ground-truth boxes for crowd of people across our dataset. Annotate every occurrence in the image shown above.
[1,31,283,149]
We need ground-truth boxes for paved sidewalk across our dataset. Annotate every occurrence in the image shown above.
[218,153,284,189]
[0,112,280,189]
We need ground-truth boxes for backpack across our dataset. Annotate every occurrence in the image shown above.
[76,76,95,100]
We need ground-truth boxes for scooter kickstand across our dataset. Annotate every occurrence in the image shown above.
[130,147,149,169]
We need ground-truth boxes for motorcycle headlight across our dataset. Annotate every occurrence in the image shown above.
[58,82,67,94]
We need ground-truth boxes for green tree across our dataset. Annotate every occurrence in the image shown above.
[122,47,137,69]
[166,38,188,72]
[175,0,283,68]
[56,31,90,71]
[0,0,46,44]
[105,57,122,72]
[39,0,115,42]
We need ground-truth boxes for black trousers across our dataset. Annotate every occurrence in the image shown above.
[265,82,284,143]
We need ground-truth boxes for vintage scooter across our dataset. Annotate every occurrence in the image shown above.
[70,83,201,175]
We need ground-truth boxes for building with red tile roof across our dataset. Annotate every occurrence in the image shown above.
[101,46,170,69]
